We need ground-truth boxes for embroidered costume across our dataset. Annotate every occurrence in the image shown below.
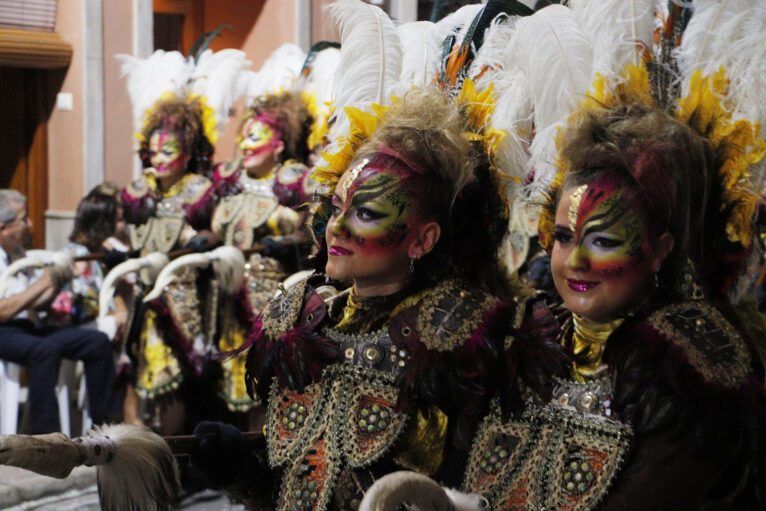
[115,48,249,403]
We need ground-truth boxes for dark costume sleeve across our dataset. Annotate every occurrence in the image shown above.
[602,300,766,509]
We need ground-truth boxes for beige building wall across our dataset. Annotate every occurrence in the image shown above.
[205,0,299,163]
[47,0,84,213]
[45,0,303,247]
[103,1,136,186]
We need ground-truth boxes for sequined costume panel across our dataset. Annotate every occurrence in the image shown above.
[243,277,507,511]
[212,160,301,411]
[123,173,216,397]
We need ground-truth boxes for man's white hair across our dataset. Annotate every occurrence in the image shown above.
[0,189,26,224]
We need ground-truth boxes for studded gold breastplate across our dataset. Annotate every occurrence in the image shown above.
[129,193,187,254]
[212,173,278,249]
[464,376,632,511]
[266,329,410,511]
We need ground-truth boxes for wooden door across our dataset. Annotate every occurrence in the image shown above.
[0,67,50,249]
[154,0,203,55]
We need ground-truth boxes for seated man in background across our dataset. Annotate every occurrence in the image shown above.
[0,189,120,434]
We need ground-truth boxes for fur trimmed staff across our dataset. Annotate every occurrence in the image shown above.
[0,424,178,511]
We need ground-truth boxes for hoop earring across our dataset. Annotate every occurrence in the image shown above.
[409,258,415,274]
[653,272,659,290]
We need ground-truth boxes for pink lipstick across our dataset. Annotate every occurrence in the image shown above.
[329,245,353,256]
[567,279,599,292]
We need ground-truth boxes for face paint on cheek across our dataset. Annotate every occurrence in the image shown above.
[339,170,417,254]
[240,119,278,156]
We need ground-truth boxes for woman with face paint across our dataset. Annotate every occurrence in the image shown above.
[187,83,554,510]
[463,99,766,510]
[210,91,317,419]
[119,95,224,435]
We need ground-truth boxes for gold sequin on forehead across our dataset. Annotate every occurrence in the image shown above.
[341,158,370,202]
[568,184,588,232]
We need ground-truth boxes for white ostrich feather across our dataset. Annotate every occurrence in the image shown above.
[505,5,593,133]
[117,50,192,126]
[304,46,342,113]
[396,21,442,92]
[568,0,655,83]
[237,43,306,106]
[469,14,519,91]
[190,48,251,129]
[93,424,179,511]
[492,69,534,192]
[676,0,766,126]
[328,0,402,138]
[525,121,564,206]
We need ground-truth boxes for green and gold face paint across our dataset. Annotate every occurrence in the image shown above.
[325,153,428,287]
[551,178,657,322]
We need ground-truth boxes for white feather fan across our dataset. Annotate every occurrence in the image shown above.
[328,0,402,136]
[117,50,192,126]
[396,21,443,92]
[505,5,593,133]
[568,0,655,84]
[190,48,251,128]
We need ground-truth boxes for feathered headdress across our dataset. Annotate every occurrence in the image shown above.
[531,1,766,298]
[118,48,250,147]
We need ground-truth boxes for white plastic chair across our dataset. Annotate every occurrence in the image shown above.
[0,359,88,436]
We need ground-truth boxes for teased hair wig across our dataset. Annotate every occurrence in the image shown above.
[544,101,739,299]
[138,95,214,175]
[319,86,508,288]
[242,91,314,164]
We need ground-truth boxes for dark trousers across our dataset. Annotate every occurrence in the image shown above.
[0,322,120,434]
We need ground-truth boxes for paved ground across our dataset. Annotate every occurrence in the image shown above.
[0,466,245,510]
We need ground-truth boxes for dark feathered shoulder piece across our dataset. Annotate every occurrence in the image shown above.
[605,299,766,479]
[212,159,244,198]
[244,275,338,402]
[388,280,508,445]
[501,293,571,415]
[180,174,216,231]
[122,175,158,226]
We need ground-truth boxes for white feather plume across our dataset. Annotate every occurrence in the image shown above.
[676,0,766,126]
[468,14,519,91]
[396,21,442,92]
[492,69,534,191]
[190,48,251,129]
[304,46,342,113]
[328,0,402,136]
[117,50,192,126]
[237,43,306,106]
[568,0,655,83]
[525,121,564,205]
[505,5,593,133]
